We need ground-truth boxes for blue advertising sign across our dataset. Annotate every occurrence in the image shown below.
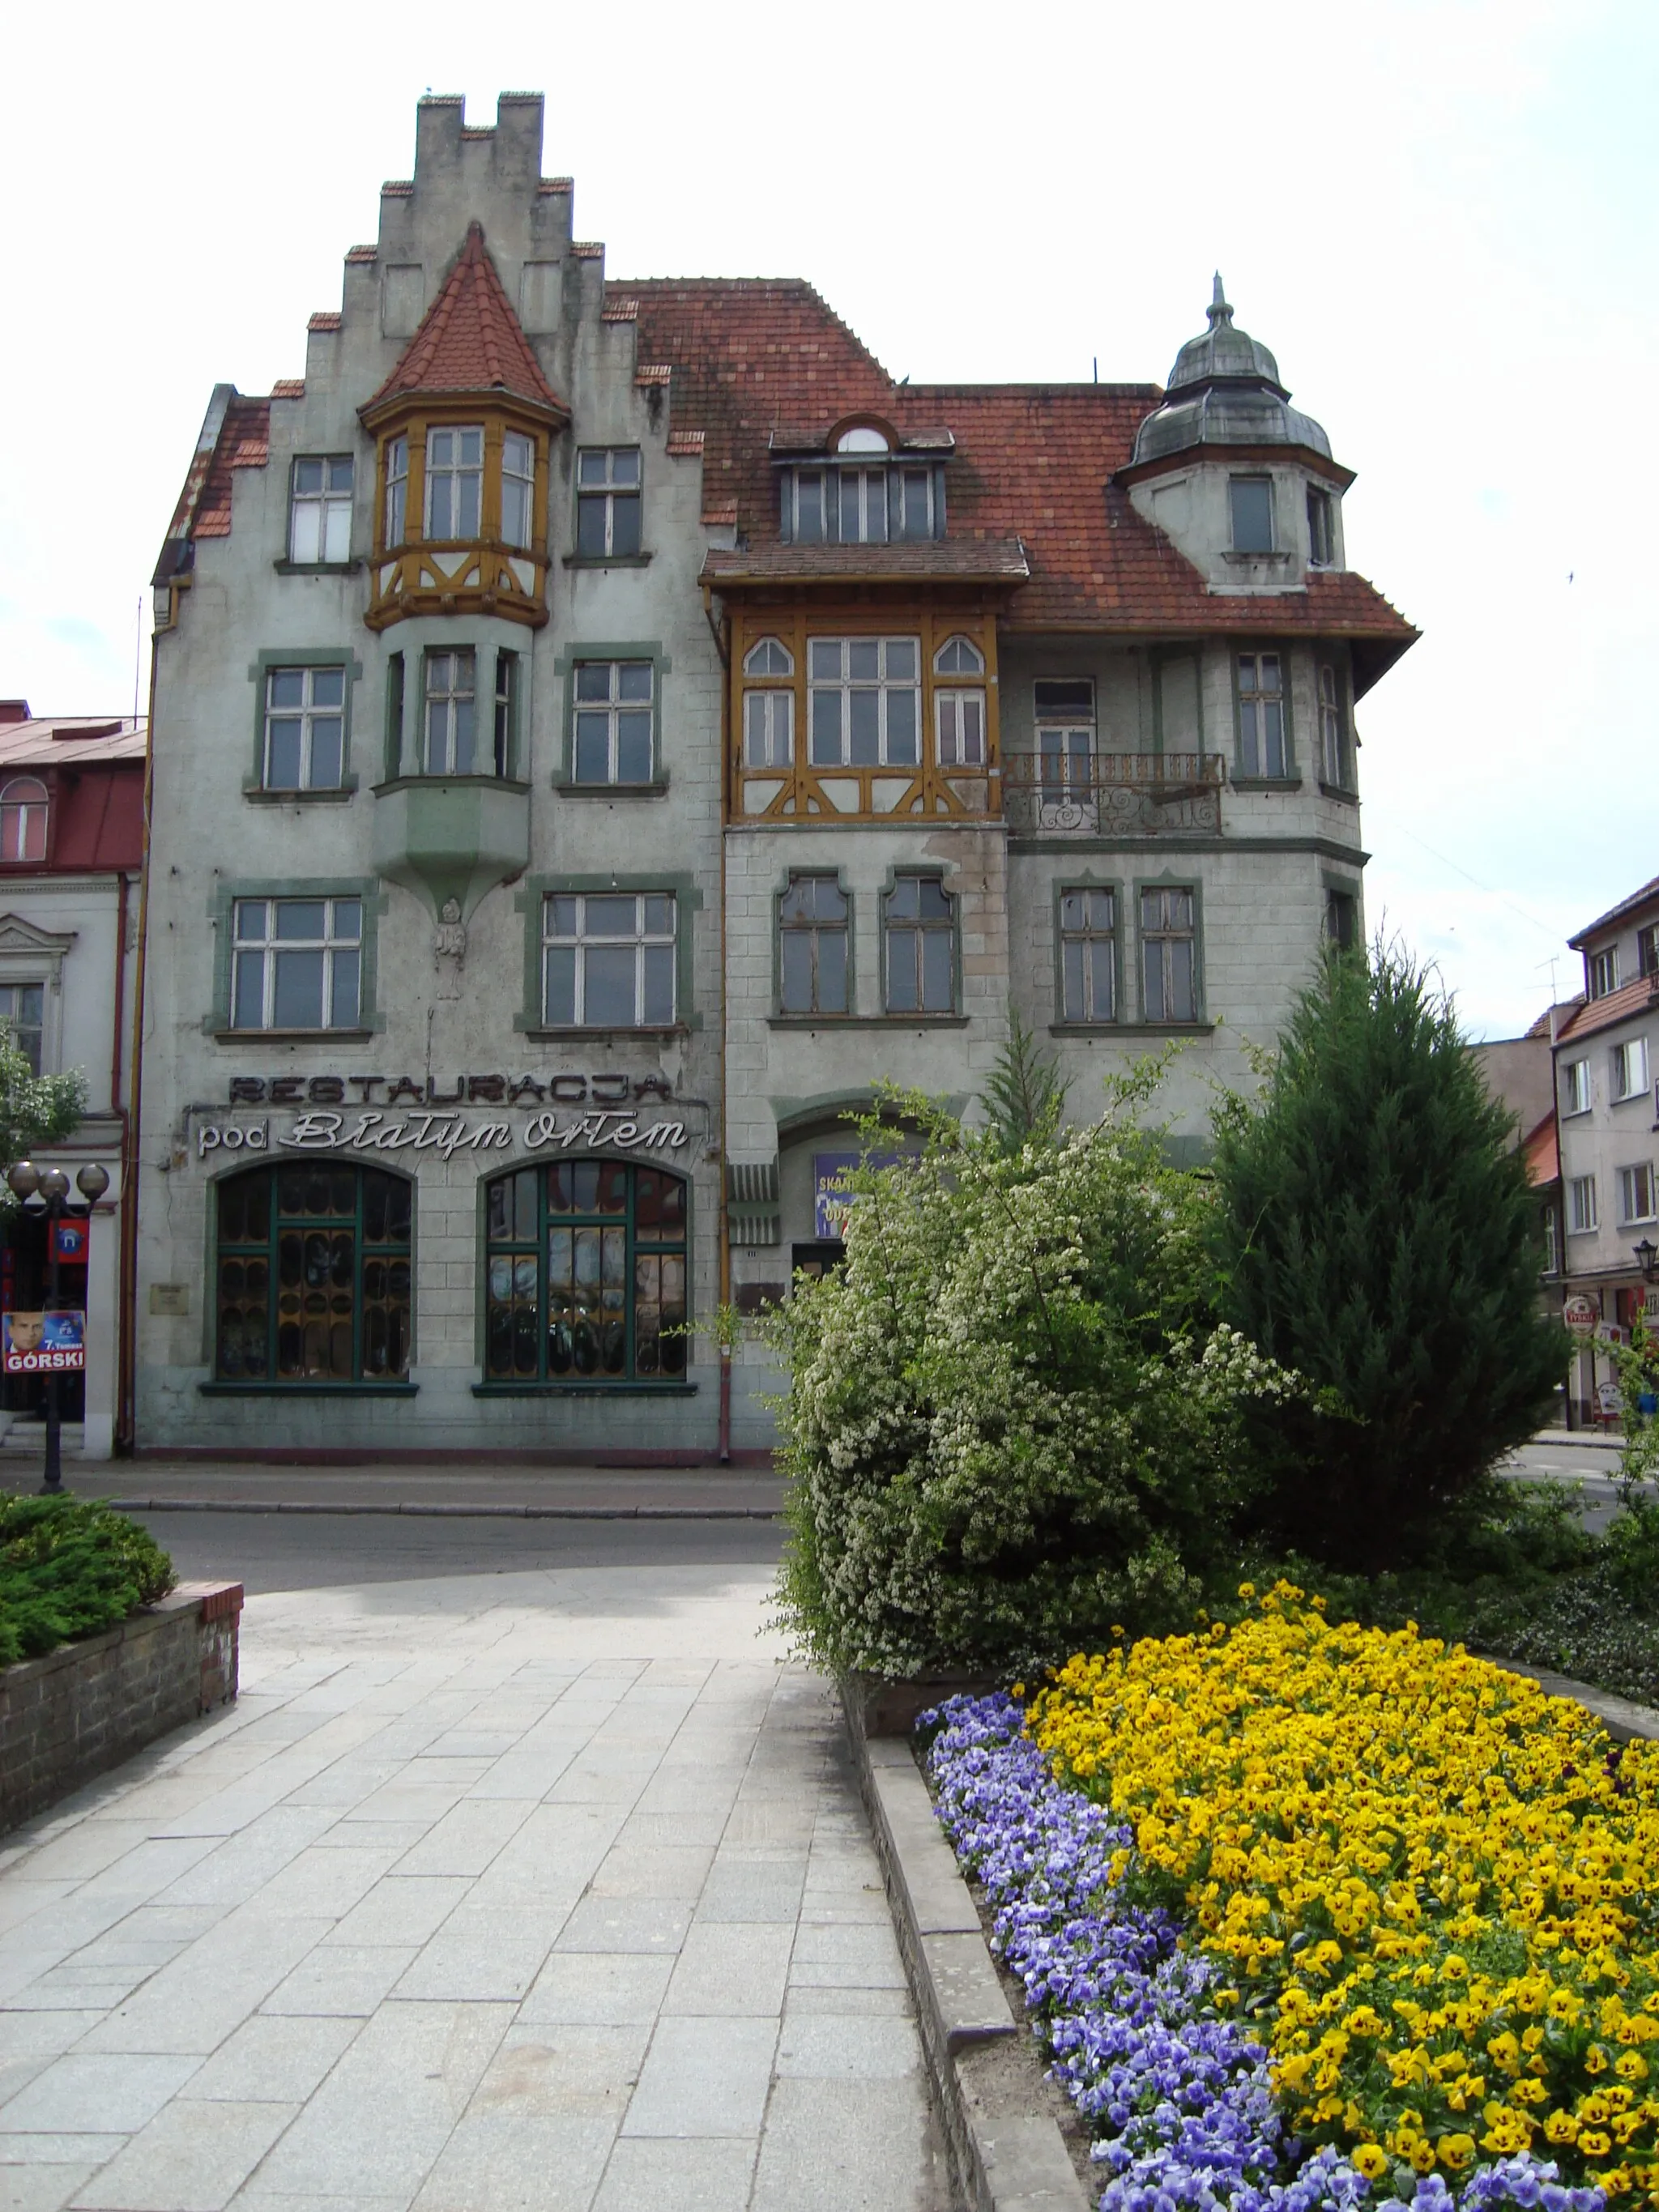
[2,1310,86,1375]
[812,1149,911,1240]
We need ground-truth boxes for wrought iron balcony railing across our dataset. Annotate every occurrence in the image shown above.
[1002,752,1225,835]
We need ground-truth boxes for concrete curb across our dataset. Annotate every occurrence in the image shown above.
[842,1682,1088,2212]
[106,1498,781,1521]
[842,1659,1656,2212]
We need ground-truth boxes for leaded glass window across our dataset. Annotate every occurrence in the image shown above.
[484,1161,688,1383]
[215,1163,411,1385]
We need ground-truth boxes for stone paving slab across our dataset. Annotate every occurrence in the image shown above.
[0,1563,944,2211]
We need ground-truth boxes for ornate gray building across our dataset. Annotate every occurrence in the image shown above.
[134,93,1415,1458]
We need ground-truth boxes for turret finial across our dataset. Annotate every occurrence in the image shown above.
[1208,272,1234,329]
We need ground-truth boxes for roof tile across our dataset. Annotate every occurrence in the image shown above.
[307,312,342,332]
[366,223,567,417]
[571,242,604,260]
[667,429,706,456]
[271,379,305,400]
[616,277,1417,665]
[345,245,377,265]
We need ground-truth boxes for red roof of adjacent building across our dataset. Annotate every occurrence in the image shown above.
[621,278,1418,682]
[366,223,566,419]
[1522,1112,1559,1190]
[0,716,147,767]
[1569,875,1659,949]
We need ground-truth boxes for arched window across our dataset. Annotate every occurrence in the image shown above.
[836,425,890,453]
[484,1160,688,1383]
[0,779,48,863]
[215,1163,412,1385]
[743,637,795,678]
[933,635,984,676]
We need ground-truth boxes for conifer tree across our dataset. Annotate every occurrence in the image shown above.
[1209,942,1565,1571]
[979,1004,1070,1153]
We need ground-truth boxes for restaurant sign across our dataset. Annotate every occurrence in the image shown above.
[197,1109,691,1162]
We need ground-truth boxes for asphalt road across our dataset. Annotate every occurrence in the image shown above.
[1502,1439,1631,1532]
[131,1507,786,1594]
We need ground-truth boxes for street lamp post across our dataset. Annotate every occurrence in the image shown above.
[6,1161,109,1496]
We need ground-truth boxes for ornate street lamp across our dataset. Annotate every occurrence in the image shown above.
[6,1161,109,1495]
[1635,1237,1659,1285]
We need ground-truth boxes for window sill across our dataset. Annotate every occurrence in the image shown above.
[561,553,655,570]
[198,1381,419,1396]
[1317,780,1358,803]
[472,1381,697,1397]
[552,779,670,798]
[1611,1093,1651,1107]
[1230,775,1303,792]
[1222,548,1295,566]
[211,1029,375,1045]
[242,782,359,804]
[1050,1021,1215,1037]
[272,559,363,577]
[767,1014,968,1029]
[373,775,531,796]
[520,1025,691,1043]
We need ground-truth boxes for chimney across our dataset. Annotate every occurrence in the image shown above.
[0,700,31,726]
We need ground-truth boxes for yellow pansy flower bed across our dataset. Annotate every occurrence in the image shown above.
[1026,1583,1659,2205]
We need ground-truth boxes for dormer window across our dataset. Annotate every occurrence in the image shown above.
[1230,476,1275,554]
[0,778,48,863]
[425,427,484,540]
[1589,945,1618,999]
[837,426,890,454]
[780,458,945,545]
[1307,484,1334,567]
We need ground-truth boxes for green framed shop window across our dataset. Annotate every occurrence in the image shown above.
[484,1159,687,1383]
[214,1162,412,1385]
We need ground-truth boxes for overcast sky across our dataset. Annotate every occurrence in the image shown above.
[4,0,1652,1040]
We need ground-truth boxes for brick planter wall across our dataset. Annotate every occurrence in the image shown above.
[0,1580,243,1835]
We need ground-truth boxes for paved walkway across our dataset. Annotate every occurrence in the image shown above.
[0,1564,942,2211]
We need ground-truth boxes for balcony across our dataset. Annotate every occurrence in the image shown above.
[1002,752,1225,836]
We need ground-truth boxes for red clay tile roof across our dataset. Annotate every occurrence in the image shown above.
[702,540,1030,585]
[1555,974,1659,1046]
[539,177,574,194]
[702,501,739,527]
[1570,876,1659,949]
[382,179,414,197]
[602,298,639,322]
[307,312,342,332]
[271,378,305,400]
[1522,1112,1559,1189]
[634,364,672,387]
[572,242,605,261]
[188,398,270,540]
[345,245,377,265]
[365,223,567,418]
[618,278,1417,681]
[667,429,706,456]
[1525,999,1582,1039]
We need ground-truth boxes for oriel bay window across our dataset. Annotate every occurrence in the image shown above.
[501,433,535,550]
[1141,886,1197,1023]
[779,876,849,1015]
[543,892,676,1029]
[232,897,361,1031]
[742,638,795,769]
[484,1161,687,1385]
[934,635,987,767]
[215,1163,412,1387]
[264,666,344,791]
[1318,664,1350,789]
[809,638,919,767]
[424,426,484,539]
[885,874,954,1014]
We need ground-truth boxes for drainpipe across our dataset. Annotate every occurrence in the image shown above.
[117,655,159,1453]
[709,582,733,1464]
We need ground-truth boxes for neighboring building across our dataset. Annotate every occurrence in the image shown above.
[1474,1004,1573,1325]
[135,92,1415,1459]
[1552,876,1659,1421]
[0,701,144,1459]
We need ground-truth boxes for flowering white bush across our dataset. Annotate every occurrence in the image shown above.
[770,1083,1299,1677]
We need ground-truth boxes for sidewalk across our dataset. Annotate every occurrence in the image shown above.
[0,1562,943,2211]
[0,1450,783,1519]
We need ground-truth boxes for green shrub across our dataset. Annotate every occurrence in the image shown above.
[770,1079,1298,1678]
[0,1495,175,1668]
[1209,942,1567,1572]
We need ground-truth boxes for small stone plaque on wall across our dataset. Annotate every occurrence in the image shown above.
[149,1285,190,1316]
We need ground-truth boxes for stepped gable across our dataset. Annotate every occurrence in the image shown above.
[623,279,1415,686]
[368,222,566,416]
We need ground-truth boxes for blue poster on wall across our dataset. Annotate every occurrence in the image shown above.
[812,1150,911,1240]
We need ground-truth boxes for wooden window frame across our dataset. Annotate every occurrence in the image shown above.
[808,636,922,770]
[575,447,643,560]
[288,455,354,565]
